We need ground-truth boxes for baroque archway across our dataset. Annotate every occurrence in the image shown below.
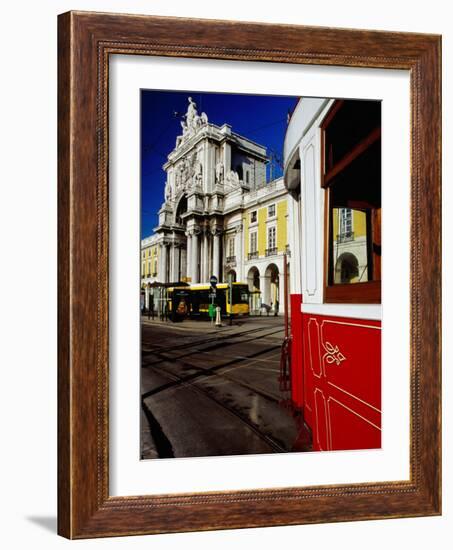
[264,263,279,313]
[335,252,359,284]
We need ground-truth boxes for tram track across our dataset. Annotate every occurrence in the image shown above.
[141,322,292,457]
[142,341,282,402]
[142,326,284,368]
[142,323,282,355]
[141,362,287,455]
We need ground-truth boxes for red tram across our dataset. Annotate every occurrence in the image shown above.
[284,98,382,451]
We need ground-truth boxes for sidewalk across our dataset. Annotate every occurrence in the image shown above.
[140,314,283,332]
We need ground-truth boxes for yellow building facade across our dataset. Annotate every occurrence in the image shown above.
[141,178,290,314]
[331,207,369,284]
[140,97,291,314]
[141,240,159,280]
[238,178,290,313]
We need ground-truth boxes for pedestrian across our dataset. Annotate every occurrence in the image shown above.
[150,297,155,320]
[275,299,279,317]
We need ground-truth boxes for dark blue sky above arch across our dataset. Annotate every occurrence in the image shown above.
[141,89,299,238]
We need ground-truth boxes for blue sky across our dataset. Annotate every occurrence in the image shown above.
[141,90,298,238]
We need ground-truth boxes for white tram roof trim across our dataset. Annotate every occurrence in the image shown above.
[301,303,382,321]
[283,98,333,186]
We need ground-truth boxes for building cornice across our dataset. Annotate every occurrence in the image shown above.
[163,122,268,169]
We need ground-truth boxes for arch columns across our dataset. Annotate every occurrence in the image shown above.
[191,230,200,283]
[185,232,192,281]
[212,231,221,280]
[201,230,209,282]
[171,244,180,282]
[260,275,271,306]
[159,243,168,283]
[145,285,150,309]
[236,226,243,281]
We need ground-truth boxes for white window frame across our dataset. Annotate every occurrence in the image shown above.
[250,231,257,253]
[339,207,353,237]
[267,225,276,249]
[229,237,235,257]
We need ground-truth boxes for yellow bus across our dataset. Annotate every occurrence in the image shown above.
[167,282,249,320]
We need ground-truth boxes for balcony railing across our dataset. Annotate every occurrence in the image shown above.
[265,247,278,257]
[248,251,259,260]
[336,231,354,243]
[226,255,236,264]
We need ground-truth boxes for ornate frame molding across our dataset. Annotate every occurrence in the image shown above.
[58,11,441,538]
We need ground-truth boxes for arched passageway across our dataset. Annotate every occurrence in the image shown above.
[227,269,237,283]
[247,266,261,314]
[264,263,280,314]
[335,252,359,284]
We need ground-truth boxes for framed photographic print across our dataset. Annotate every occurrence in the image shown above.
[58,11,441,538]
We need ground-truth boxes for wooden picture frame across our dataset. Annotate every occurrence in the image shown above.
[58,11,441,539]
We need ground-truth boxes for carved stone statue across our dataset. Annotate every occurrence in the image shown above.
[164,180,171,201]
[176,162,187,190]
[175,97,209,148]
[215,161,224,184]
[193,160,203,186]
[186,97,197,128]
[225,169,240,188]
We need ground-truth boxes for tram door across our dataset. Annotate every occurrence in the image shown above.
[302,313,381,452]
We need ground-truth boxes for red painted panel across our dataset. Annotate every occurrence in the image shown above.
[301,312,381,451]
[307,318,323,378]
[328,397,381,451]
[289,294,303,409]
[314,389,329,451]
[302,315,316,440]
[321,318,381,411]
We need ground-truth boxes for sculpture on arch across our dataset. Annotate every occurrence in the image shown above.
[225,169,240,189]
[215,161,224,184]
[175,97,209,148]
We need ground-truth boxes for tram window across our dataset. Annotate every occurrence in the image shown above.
[322,99,381,303]
[232,285,249,304]
[323,100,381,173]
